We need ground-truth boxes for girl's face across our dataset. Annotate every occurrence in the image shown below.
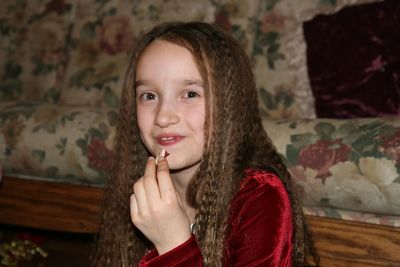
[135,40,206,171]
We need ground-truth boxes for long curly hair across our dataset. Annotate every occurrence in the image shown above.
[93,21,318,266]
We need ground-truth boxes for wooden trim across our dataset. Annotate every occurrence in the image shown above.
[0,176,103,233]
[306,215,400,266]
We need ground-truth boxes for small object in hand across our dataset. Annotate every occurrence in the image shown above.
[155,148,169,165]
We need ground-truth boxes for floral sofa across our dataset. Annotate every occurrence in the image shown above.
[1,0,400,234]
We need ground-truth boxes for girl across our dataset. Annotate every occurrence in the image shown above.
[94,21,318,266]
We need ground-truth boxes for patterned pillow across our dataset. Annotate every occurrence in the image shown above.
[303,0,400,118]
[0,0,72,103]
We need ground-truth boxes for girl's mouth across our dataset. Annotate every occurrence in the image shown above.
[156,135,184,146]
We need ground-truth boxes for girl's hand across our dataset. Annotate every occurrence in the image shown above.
[130,156,191,255]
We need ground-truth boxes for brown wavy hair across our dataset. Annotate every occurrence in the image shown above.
[93,21,318,266]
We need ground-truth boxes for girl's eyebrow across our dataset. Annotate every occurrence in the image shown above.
[182,79,204,87]
[134,80,153,88]
[135,79,203,88]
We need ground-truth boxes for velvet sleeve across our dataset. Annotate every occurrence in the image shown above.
[138,234,203,267]
[224,171,293,266]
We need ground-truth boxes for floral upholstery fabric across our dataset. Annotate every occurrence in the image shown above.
[263,118,400,217]
[0,102,116,186]
[0,0,72,103]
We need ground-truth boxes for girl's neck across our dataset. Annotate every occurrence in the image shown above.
[170,161,200,224]
[170,161,199,194]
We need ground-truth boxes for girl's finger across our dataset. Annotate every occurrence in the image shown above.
[133,177,148,214]
[143,157,161,204]
[156,157,176,200]
[144,156,157,178]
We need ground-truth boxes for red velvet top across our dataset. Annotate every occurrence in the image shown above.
[138,169,293,266]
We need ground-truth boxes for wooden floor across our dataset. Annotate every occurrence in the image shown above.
[1,176,400,266]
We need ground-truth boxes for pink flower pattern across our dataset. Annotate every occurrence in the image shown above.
[87,138,114,172]
[98,16,134,55]
[260,10,285,33]
[298,139,352,180]
[381,129,400,164]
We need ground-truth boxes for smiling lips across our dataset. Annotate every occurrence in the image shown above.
[156,134,184,146]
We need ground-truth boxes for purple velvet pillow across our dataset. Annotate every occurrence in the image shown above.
[303,0,400,118]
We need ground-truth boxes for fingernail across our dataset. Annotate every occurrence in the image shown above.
[155,149,168,165]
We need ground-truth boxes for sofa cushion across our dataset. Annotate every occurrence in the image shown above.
[303,0,400,118]
[0,102,117,186]
[60,0,261,108]
[0,0,72,103]
[263,117,400,216]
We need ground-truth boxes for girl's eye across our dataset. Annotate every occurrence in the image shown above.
[184,90,200,98]
[140,92,156,101]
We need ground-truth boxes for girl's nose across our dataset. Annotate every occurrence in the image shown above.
[154,101,179,127]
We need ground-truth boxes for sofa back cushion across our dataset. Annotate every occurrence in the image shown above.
[59,0,261,108]
[0,0,72,103]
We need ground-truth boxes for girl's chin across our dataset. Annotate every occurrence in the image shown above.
[169,159,202,173]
